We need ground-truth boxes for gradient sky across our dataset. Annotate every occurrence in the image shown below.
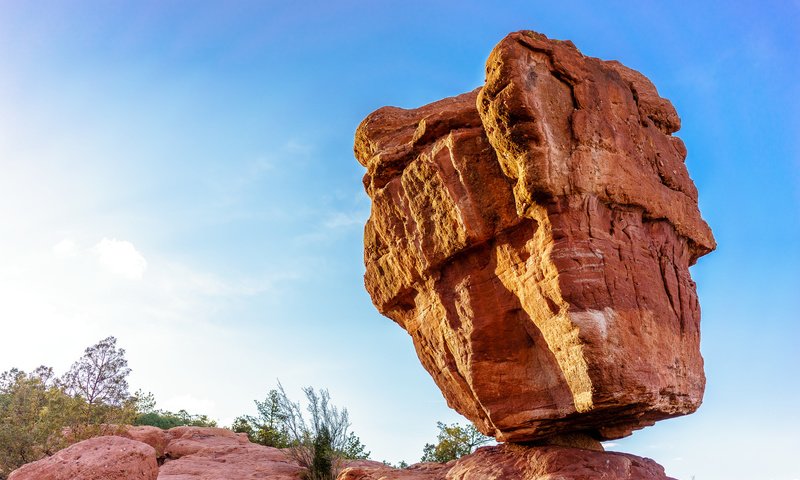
[1,1,798,479]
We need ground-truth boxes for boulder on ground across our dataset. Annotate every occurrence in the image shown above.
[8,435,158,480]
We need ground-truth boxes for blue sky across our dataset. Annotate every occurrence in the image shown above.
[1,1,798,479]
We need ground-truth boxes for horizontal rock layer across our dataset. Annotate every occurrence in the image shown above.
[355,31,715,442]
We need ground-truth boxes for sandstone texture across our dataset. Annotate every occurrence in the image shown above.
[9,427,676,480]
[7,426,304,480]
[339,444,675,480]
[8,435,158,480]
[355,30,715,442]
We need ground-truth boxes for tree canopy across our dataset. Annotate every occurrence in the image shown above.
[60,336,131,407]
[420,422,491,463]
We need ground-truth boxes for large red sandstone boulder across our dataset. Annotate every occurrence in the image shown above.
[163,426,250,458]
[156,426,303,479]
[158,443,304,480]
[118,425,170,457]
[338,444,674,480]
[8,436,158,480]
[9,426,305,480]
[355,30,715,442]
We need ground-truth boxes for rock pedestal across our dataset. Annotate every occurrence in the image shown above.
[356,30,714,443]
[340,444,676,480]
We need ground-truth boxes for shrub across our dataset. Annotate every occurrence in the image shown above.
[235,383,370,479]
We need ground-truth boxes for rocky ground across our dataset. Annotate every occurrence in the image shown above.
[8,426,674,480]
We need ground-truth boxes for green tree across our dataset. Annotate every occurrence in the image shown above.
[310,425,334,480]
[420,422,491,463]
[0,368,85,479]
[60,336,131,408]
[58,337,137,433]
[134,409,217,429]
[236,383,370,479]
[0,338,143,478]
[132,390,216,429]
[340,432,370,460]
[232,389,290,448]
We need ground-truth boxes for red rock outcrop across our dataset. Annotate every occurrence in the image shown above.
[355,30,715,442]
[159,443,304,480]
[339,444,675,480]
[117,425,170,457]
[8,436,158,480]
[8,427,676,480]
[7,426,306,480]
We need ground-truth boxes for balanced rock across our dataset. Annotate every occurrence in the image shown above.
[355,31,715,442]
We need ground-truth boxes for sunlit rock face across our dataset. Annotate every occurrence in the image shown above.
[355,31,715,443]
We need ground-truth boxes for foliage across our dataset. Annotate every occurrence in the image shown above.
[135,409,217,429]
[0,338,139,479]
[236,383,370,480]
[0,368,84,479]
[232,389,291,448]
[60,336,131,407]
[132,389,216,429]
[340,432,370,460]
[420,422,491,463]
[278,383,371,472]
[0,337,220,479]
[310,425,334,480]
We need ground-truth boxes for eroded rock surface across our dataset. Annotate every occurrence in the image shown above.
[8,436,158,480]
[355,30,715,442]
[8,426,305,480]
[339,444,674,480]
[9,428,676,480]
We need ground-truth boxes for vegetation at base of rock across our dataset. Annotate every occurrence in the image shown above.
[235,383,370,480]
[421,422,491,463]
[1,339,369,480]
[0,367,79,478]
[135,409,217,429]
[0,338,139,480]
[0,337,214,480]
[132,390,216,429]
[232,389,291,447]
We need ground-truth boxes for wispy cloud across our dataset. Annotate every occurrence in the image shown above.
[284,139,314,155]
[323,210,368,229]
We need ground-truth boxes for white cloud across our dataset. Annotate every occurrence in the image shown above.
[93,238,147,280]
[52,238,78,258]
